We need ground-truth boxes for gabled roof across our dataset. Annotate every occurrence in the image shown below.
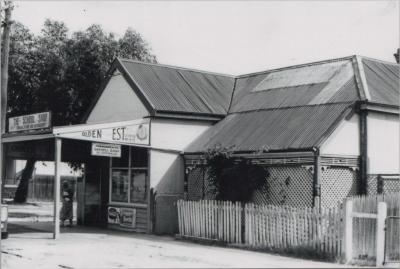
[230,57,360,113]
[185,55,399,153]
[84,55,398,123]
[118,58,235,118]
[361,57,399,106]
[83,55,398,152]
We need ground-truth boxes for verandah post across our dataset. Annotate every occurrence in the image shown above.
[53,137,62,239]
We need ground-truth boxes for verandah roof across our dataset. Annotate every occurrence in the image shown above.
[185,102,354,153]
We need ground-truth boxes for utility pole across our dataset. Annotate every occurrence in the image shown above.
[1,0,12,133]
[0,0,13,263]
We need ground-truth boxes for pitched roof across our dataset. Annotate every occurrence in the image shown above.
[230,57,360,113]
[118,58,235,117]
[185,102,354,153]
[84,55,398,152]
[361,57,399,106]
[185,55,398,153]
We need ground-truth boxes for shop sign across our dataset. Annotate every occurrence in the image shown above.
[91,143,121,157]
[120,208,136,228]
[107,207,136,228]
[8,112,51,133]
[55,120,149,146]
[107,207,120,224]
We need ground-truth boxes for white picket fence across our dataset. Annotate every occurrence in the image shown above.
[244,203,343,258]
[177,200,242,244]
[177,194,400,264]
[177,200,344,260]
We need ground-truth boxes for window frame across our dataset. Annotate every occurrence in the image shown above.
[109,146,148,207]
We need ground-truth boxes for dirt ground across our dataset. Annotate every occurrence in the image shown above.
[2,221,360,269]
[0,201,380,269]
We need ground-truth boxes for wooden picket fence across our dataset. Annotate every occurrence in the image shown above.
[177,194,399,264]
[349,193,400,264]
[177,200,344,260]
[177,200,242,244]
[244,203,343,259]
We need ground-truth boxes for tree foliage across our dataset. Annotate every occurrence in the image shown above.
[6,19,156,202]
[7,19,157,125]
[203,145,269,203]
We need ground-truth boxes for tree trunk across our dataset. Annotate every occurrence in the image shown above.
[13,159,35,203]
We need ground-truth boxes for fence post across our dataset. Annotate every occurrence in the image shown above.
[376,202,387,267]
[345,199,353,264]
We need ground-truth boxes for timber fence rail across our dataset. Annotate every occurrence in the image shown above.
[348,193,400,265]
[177,200,242,244]
[244,203,343,259]
[177,194,399,265]
[177,200,344,261]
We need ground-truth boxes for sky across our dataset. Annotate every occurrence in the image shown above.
[12,0,400,75]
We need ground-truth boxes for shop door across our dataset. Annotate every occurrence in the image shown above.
[84,157,109,227]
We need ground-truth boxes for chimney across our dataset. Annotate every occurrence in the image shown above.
[394,48,400,63]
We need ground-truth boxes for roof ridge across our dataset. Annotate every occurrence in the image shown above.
[228,101,355,115]
[356,55,399,66]
[118,57,235,78]
[236,55,356,79]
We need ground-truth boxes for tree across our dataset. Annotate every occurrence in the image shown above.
[8,19,156,203]
[203,145,269,203]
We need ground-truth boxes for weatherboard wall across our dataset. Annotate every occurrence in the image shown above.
[150,118,212,152]
[86,70,149,124]
[367,111,399,174]
[320,114,360,156]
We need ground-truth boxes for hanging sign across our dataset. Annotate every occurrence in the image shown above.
[91,143,121,157]
[54,119,150,146]
[8,112,51,133]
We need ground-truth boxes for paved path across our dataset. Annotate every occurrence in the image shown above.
[2,222,354,269]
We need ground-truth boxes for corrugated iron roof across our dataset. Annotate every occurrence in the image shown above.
[362,58,399,106]
[229,59,360,113]
[119,59,235,116]
[185,102,354,153]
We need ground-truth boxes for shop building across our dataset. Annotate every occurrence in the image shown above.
[2,55,398,238]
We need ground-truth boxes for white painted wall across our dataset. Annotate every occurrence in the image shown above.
[86,70,149,124]
[150,119,212,151]
[320,114,360,156]
[150,150,184,194]
[367,112,399,174]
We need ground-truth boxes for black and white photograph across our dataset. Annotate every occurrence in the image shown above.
[0,1,399,268]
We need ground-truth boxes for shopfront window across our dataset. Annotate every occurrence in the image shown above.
[110,146,148,204]
[111,169,129,203]
[130,171,147,203]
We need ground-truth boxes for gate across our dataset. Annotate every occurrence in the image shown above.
[385,216,400,264]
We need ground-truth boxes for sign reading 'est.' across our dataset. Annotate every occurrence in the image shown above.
[54,120,150,146]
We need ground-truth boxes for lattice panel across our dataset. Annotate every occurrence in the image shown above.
[367,174,400,195]
[321,167,358,208]
[187,167,203,201]
[367,175,378,195]
[252,166,313,207]
[382,178,400,193]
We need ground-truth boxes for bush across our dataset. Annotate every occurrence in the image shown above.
[203,145,269,203]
